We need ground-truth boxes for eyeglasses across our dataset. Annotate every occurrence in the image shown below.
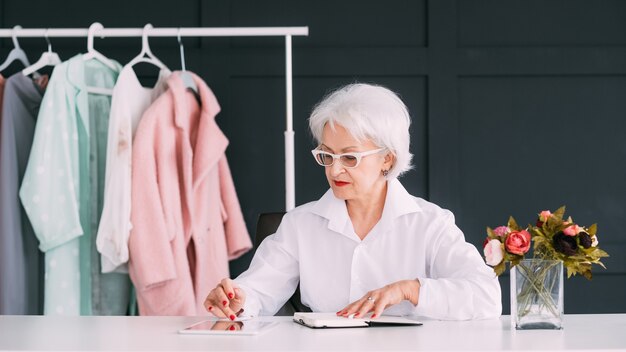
[311,148,384,168]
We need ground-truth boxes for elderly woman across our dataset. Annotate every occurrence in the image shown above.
[204,83,501,321]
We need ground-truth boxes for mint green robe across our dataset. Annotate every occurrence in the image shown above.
[20,55,131,315]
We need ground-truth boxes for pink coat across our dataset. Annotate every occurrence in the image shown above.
[129,72,252,316]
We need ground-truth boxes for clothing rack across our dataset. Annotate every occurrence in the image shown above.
[0,25,309,211]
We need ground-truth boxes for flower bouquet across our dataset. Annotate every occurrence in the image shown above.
[483,206,609,329]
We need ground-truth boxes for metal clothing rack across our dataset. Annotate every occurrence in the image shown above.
[0,24,308,211]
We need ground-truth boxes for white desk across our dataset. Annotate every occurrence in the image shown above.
[0,314,624,351]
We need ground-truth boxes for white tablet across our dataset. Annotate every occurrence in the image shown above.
[178,319,279,336]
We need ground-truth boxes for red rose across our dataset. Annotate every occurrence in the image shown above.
[505,230,531,255]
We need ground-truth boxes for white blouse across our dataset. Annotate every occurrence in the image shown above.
[235,179,502,320]
[96,66,171,273]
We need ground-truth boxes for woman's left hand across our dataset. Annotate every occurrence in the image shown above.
[336,279,420,319]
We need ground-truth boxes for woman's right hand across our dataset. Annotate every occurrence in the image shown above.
[204,278,246,320]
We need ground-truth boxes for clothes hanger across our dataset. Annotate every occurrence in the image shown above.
[83,22,118,71]
[127,24,168,70]
[177,28,200,104]
[0,25,31,72]
[83,22,117,95]
[22,29,62,77]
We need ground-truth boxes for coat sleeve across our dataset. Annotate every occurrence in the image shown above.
[217,156,252,260]
[128,115,177,291]
[413,210,502,320]
[19,67,83,252]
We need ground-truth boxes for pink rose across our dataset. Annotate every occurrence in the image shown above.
[493,226,511,237]
[539,210,552,222]
[484,239,504,266]
[536,210,552,227]
[563,224,581,237]
[505,230,531,255]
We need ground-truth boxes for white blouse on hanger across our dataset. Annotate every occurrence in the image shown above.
[96,66,171,273]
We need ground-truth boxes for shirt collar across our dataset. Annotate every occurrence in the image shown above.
[66,54,121,135]
[311,178,422,239]
[166,71,229,186]
[66,53,122,91]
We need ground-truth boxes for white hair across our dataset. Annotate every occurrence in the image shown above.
[308,83,413,179]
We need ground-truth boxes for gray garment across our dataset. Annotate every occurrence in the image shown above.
[0,73,46,315]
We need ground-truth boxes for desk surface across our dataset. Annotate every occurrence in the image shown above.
[1,314,625,351]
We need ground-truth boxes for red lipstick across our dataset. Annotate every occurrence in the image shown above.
[334,181,350,187]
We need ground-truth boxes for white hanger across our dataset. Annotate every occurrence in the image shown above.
[83,22,117,71]
[177,28,199,98]
[0,25,31,72]
[128,24,168,70]
[22,29,62,76]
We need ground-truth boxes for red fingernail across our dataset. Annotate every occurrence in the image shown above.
[354,312,360,317]
[228,293,234,299]
[229,325,235,330]
[222,300,228,306]
[371,314,377,318]
[208,306,213,311]
[230,315,236,321]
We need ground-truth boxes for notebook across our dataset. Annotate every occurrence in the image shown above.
[293,312,423,329]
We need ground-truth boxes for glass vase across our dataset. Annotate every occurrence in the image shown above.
[510,259,563,330]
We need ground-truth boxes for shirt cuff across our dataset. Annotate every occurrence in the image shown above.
[413,277,434,317]
[234,281,262,317]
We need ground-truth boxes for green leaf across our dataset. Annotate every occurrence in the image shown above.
[568,255,587,261]
[552,206,566,221]
[529,227,543,237]
[587,223,597,236]
[486,227,496,238]
[546,217,560,231]
[494,261,506,276]
[590,248,610,258]
[509,255,523,267]
[508,216,520,231]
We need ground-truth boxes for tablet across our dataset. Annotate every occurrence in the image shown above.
[178,319,279,336]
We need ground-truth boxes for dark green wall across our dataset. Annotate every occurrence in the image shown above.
[2,0,624,314]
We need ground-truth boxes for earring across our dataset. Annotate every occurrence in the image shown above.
[382,169,389,177]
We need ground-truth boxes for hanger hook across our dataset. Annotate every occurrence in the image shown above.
[178,27,186,71]
[142,23,153,55]
[87,22,104,52]
[45,29,52,53]
[12,25,22,49]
